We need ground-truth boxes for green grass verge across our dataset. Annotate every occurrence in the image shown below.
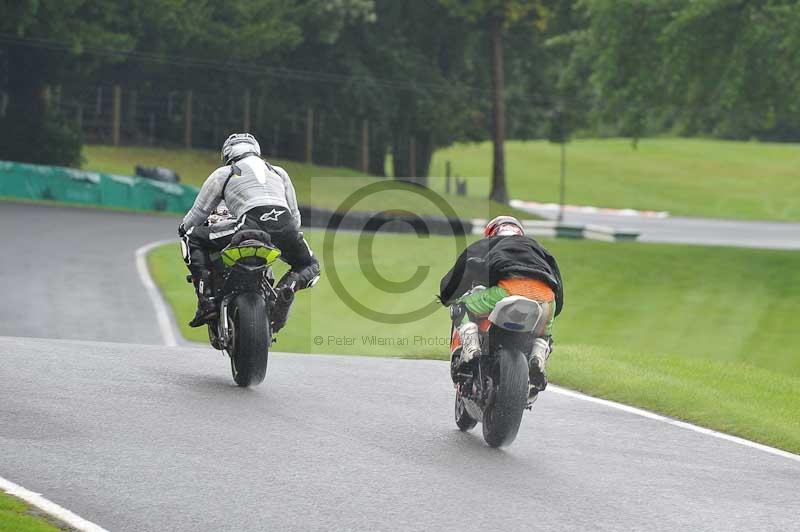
[551,345,800,453]
[147,232,800,452]
[83,145,533,220]
[0,493,61,532]
[431,138,800,221]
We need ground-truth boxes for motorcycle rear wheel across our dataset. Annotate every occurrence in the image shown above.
[228,293,270,387]
[482,348,528,447]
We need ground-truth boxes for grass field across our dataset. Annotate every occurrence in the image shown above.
[148,232,800,452]
[0,493,60,532]
[83,145,532,221]
[432,138,800,221]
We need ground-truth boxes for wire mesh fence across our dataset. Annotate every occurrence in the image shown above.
[46,82,374,171]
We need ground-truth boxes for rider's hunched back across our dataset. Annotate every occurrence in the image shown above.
[182,155,300,230]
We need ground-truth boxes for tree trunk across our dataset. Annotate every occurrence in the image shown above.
[368,135,387,177]
[1,46,47,158]
[414,133,433,186]
[490,16,508,203]
[392,131,409,180]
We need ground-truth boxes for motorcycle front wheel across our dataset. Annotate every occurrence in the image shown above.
[482,348,528,447]
[228,292,270,387]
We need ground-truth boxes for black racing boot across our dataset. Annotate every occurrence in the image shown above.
[189,271,218,328]
[270,285,295,333]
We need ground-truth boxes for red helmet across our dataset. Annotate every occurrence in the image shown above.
[484,215,524,237]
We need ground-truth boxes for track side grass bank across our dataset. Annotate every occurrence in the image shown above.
[432,138,800,221]
[83,145,533,220]
[0,492,61,532]
[148,232,800,452]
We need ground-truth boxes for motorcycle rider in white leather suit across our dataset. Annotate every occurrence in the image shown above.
[179,133,320,331]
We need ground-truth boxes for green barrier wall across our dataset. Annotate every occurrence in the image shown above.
[0,160,198,213]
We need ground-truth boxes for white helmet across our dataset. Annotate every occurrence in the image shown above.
[484,215,524,237]
[221,133,261,164]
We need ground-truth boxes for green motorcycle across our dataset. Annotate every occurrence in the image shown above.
[205,231,281,387]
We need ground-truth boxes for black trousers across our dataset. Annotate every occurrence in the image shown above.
[186,205,317,282]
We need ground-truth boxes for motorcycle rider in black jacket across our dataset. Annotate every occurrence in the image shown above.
[440,216,564,397]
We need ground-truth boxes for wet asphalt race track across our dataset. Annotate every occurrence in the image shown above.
[521,206,800,250]
[2,202,800,532]
[0,203,178,343]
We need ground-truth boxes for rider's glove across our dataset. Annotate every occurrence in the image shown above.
[178,223,187,237]
[449,303,466,324]
[277,284,294,302]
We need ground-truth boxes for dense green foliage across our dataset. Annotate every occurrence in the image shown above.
[148,233,800,451]
[558,0,800,141]
[2,0,798,181]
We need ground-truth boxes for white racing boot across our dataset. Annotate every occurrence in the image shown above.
[528,337,551,399]
[458,322,481,367]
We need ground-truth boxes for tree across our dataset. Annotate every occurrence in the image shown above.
[559,0,800,142]
[0,0,372,165]
[660,0,800,140]
[438,0,545,203]
[287,0,474,180]
[0,0,139,165]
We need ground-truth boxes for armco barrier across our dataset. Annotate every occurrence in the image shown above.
[0,160,640,242]
[299,205,473,236]
[0,160,198,214]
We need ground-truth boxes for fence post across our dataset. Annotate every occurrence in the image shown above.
[361,119,369,174]
[53,85,61,109]
[213,111,220,145]
[243,89,251,132]
[256,91,264,130]
[445,160,451,193]
[127,89,138,138]
[409,136,416,179]
[332,138,339,167]
[148,113,155,145]
[184,90,193,149]
[95,87,103,117]
[272,122,279,157]
[305,107,314,163]
[112,85,122,146]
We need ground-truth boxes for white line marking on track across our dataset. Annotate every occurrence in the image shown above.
[0,476,109,532]
[130,240,800,464]
[548,384,800,463]
[135,239,179,347]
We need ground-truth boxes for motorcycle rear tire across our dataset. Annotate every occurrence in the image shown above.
[229,293,270,387]
[482,348,528,447]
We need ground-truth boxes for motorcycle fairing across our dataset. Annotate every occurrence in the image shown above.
[221,245,281,267]
[488,296,543,332]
